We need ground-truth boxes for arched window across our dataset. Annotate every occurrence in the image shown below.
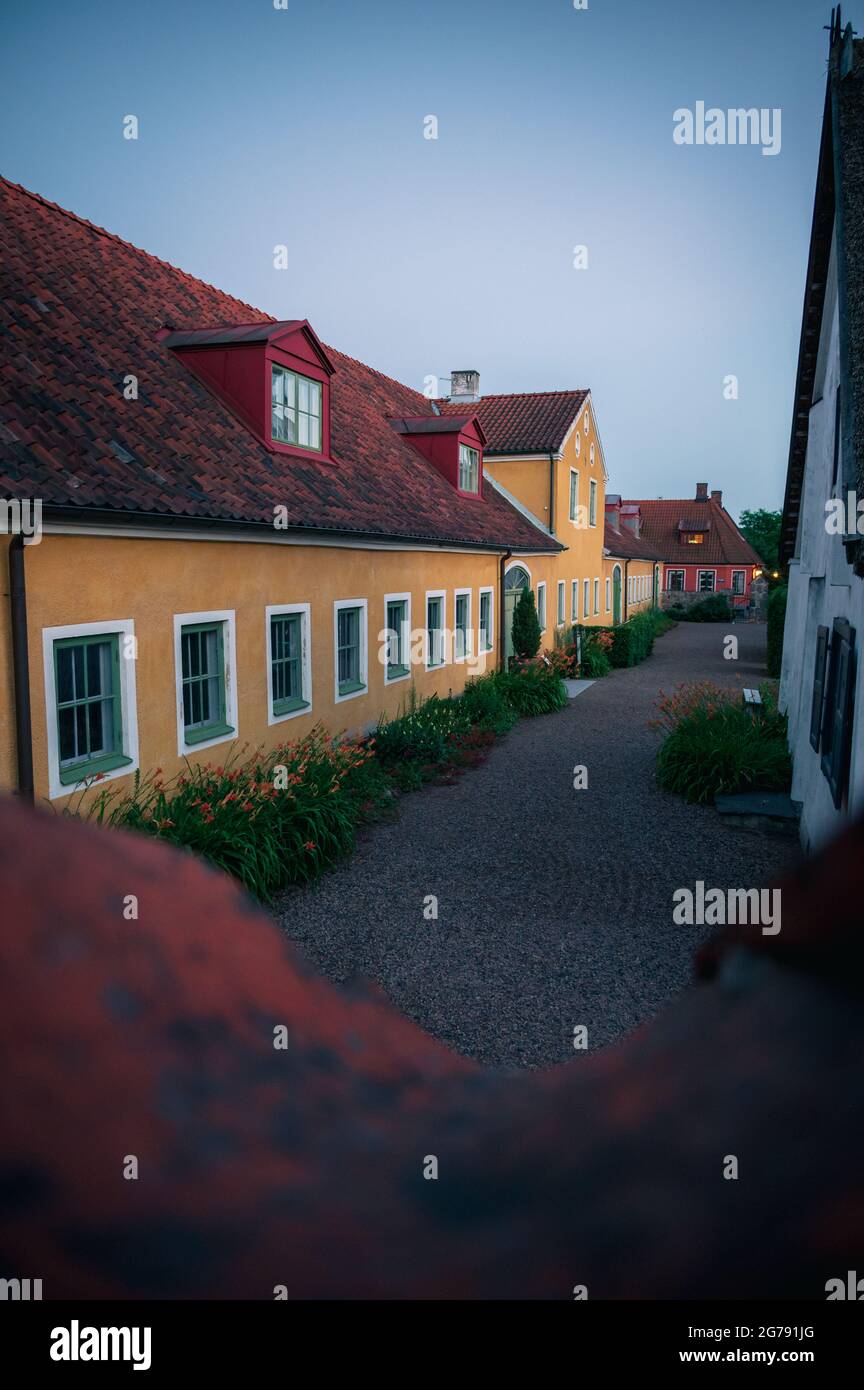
[504,565,530,591]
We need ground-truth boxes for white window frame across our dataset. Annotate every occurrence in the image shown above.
[583,578,590,618]
[43,617,139,801]
[590,442,595,468]
[571,580,578,621]
[594,578,600,615]
[425,589,447,670]
[383,591,412,686]
[557,580,566,626]
[569,468,579,522]
[536,581,547,632]
[266,602,312,724]
[697,570,716,594]
[667,569,686,592]
[454,587,473,663]
[479,585,494,652]
[732,569,746,596]
[458,443,480,494]
[333,598,369,702]
[574,429,581,457]
[583,408,590,435]
[174,609,238,757]
[605,577,611,612]
[589,478,598,527]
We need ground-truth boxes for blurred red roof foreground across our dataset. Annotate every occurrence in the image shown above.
[1,795,863,1299]
[438,389,589,455]
[0,177,558,553]
[627,496,762,566]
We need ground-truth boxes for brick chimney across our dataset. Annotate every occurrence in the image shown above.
[710,489,722,506]
[450,369,480,404]
[695,482,708,501]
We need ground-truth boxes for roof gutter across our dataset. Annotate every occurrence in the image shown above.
[8,535,34,803]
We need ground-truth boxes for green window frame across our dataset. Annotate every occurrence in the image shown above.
[454,592,470,660]
[337,606,365,695]
[458,443,479,493]
[479,591,493,652]
[427,595,444,667]
[271,612,308,715]
[569,470,579,521]
[571,580,578,621]
[589,479,597,527]
[271,364,322,452]
[54,632,132,784]
[385,600,409,679]
[181,622,234,745]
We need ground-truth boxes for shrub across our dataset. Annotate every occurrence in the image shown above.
[511,586,542,660]
[459,672,519,734]
[74,729,387,902]
[652,681,791,803]
[767,584,787,678]
[374,693,471,766]
[499,666,568,716]
[670,594,732,623]
[578,626,613,678]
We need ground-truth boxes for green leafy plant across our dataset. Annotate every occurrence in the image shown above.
[766,584,787,678]
[653,681,791,803]
[498,666,568,716]
[667,594,731,623]
[511,586,542,661]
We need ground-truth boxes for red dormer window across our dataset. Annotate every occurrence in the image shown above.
[389,414,486,498]
[163,319,335,461]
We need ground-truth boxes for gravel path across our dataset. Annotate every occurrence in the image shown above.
[274,622,799,1068]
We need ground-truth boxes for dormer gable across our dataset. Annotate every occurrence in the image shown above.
[388,414,487,498]
[162,319,336,460]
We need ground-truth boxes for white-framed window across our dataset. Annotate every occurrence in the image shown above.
[537,581,547,631]
[43,618,139,800]
[458,443,480,494]
[668,569,685,592]
[583,578,590,618]
[266,603,312,723]
[569,468,579,522]
[574,429,581,457]
[732,570,746,595]
[271,364,322,452]
[454,588,472,662]
[594,578,600,615]
[479,586,494,652]
[383,592,411,685]
[605,577,611,612]
[583,408,590,435]
[174,610,238,756]
[698,570,716,593]
[425,589,446,669]
[590,442,595,468]
[334,598,368,701]
[571,580,578,621]
[557,580,566,626]
[589,478,597,527]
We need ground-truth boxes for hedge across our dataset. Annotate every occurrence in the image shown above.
[766,584,787,678]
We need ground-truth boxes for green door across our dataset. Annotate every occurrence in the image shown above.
[503,565,530,663]
[612,565,622,625]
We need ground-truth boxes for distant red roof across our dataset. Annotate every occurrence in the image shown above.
[603,522,664,562]
[437,390,589,455]
[0,178,558,554]
[625,497,762,566]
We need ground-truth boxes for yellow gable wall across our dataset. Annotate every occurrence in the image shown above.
[487,398,609,636]
[7,532,503,809]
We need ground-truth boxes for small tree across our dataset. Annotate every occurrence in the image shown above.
[512,587,542,660]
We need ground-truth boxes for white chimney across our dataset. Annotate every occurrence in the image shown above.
[450,369,480,403]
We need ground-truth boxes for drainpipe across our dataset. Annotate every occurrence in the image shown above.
[623,559,630,623]
[548,452,556,536]
[9,534,34,803]
[499,549,511,672]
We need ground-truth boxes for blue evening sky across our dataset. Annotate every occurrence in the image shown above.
[0,0,844,518]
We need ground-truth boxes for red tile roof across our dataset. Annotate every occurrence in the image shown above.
[624,497,762,566]
[603,522,664,562]
[0,178,558,554]
[436,389,588,455]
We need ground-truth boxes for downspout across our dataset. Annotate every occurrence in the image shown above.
[9,534,34,803]
[548,452,556,536]
[623,559,630,623]
[499,549,511,672]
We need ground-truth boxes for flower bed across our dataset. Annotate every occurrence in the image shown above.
[652,680,791,804]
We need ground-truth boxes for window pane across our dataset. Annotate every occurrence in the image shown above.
[57,646,74,704]
[58,705,76,762]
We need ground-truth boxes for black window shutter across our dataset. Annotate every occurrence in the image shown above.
[809,625,829,751]
[821,619,856,809]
